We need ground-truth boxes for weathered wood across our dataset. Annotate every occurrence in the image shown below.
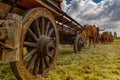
[0,2,24,19]
[10,8,59,80]
[0,0,84,79]
[0,27,8,40]
[2,13,23,62]
[74,35,84,53]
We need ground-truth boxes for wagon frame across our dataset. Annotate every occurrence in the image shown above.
[0,0,84,79]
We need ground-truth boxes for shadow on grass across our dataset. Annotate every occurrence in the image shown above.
[58,45,74,55]
[59,50,73,55]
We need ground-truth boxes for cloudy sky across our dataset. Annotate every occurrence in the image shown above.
[61,0,120,36]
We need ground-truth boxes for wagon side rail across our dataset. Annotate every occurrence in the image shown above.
[42,0,84,31]
[0,0,84,31]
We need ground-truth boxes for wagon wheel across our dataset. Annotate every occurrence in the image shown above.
[10,8,59,80]
[74,35,84,53]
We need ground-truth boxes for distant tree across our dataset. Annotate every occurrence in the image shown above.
[114,32,117,38]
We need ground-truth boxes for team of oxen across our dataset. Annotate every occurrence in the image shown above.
[81,24,114,48]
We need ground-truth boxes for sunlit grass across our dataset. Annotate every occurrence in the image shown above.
[0,39,120,80]
[0,62,17,80]
[45,39,120,80]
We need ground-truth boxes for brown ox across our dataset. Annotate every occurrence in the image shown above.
[101,31,109,44]
[96,27,100,44]
[108,34,114,43]
[83,24,98,47]
[96,28,105,44]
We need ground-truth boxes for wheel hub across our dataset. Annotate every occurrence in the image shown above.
[37,36,55,57]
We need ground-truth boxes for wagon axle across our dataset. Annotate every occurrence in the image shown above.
[36,36,55,58]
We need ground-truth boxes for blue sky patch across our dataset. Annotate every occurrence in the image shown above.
[66,0,72,4]
[66,0,102,4]
[92,0,102,3]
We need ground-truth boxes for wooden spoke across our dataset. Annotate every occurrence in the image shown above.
[41,17,45,35]
[33,57,41,76]
[49,42,55,49]
[45,21,50,35]
[48,55,53,60]
[48,28,54,36]
[24,41,36,47]
[26,54,37,70]
[48,55,54,63]
[39,58,44,74]
[10,8,58,79]
[44,57,49,68]
[24,49,36,61]
[35,19,41,38]
[28,28,38,41]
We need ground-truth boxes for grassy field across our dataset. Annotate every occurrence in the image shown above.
[0,39,120,80]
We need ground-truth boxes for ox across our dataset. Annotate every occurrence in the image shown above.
[96,28,105,44]
[83,24,98,47]
[108,34,114,43]
[96,27,100,44]
[101,31,109,44]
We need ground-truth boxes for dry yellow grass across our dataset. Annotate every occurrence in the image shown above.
[45,39,120,80]
[0,39,120,80]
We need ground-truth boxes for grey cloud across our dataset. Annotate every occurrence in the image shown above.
[61,0,120,36]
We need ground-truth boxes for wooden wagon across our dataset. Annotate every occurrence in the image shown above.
[0,0,84,79]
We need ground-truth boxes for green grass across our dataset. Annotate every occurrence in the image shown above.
[45,39,120,80]
[0,39,120,80]
[0,62,17,80]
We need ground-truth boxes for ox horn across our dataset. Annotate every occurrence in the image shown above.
[99,28,105,31]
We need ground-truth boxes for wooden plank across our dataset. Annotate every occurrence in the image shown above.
[0,2,24,18]
[2,13,23,62]
[10,0,40,9]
